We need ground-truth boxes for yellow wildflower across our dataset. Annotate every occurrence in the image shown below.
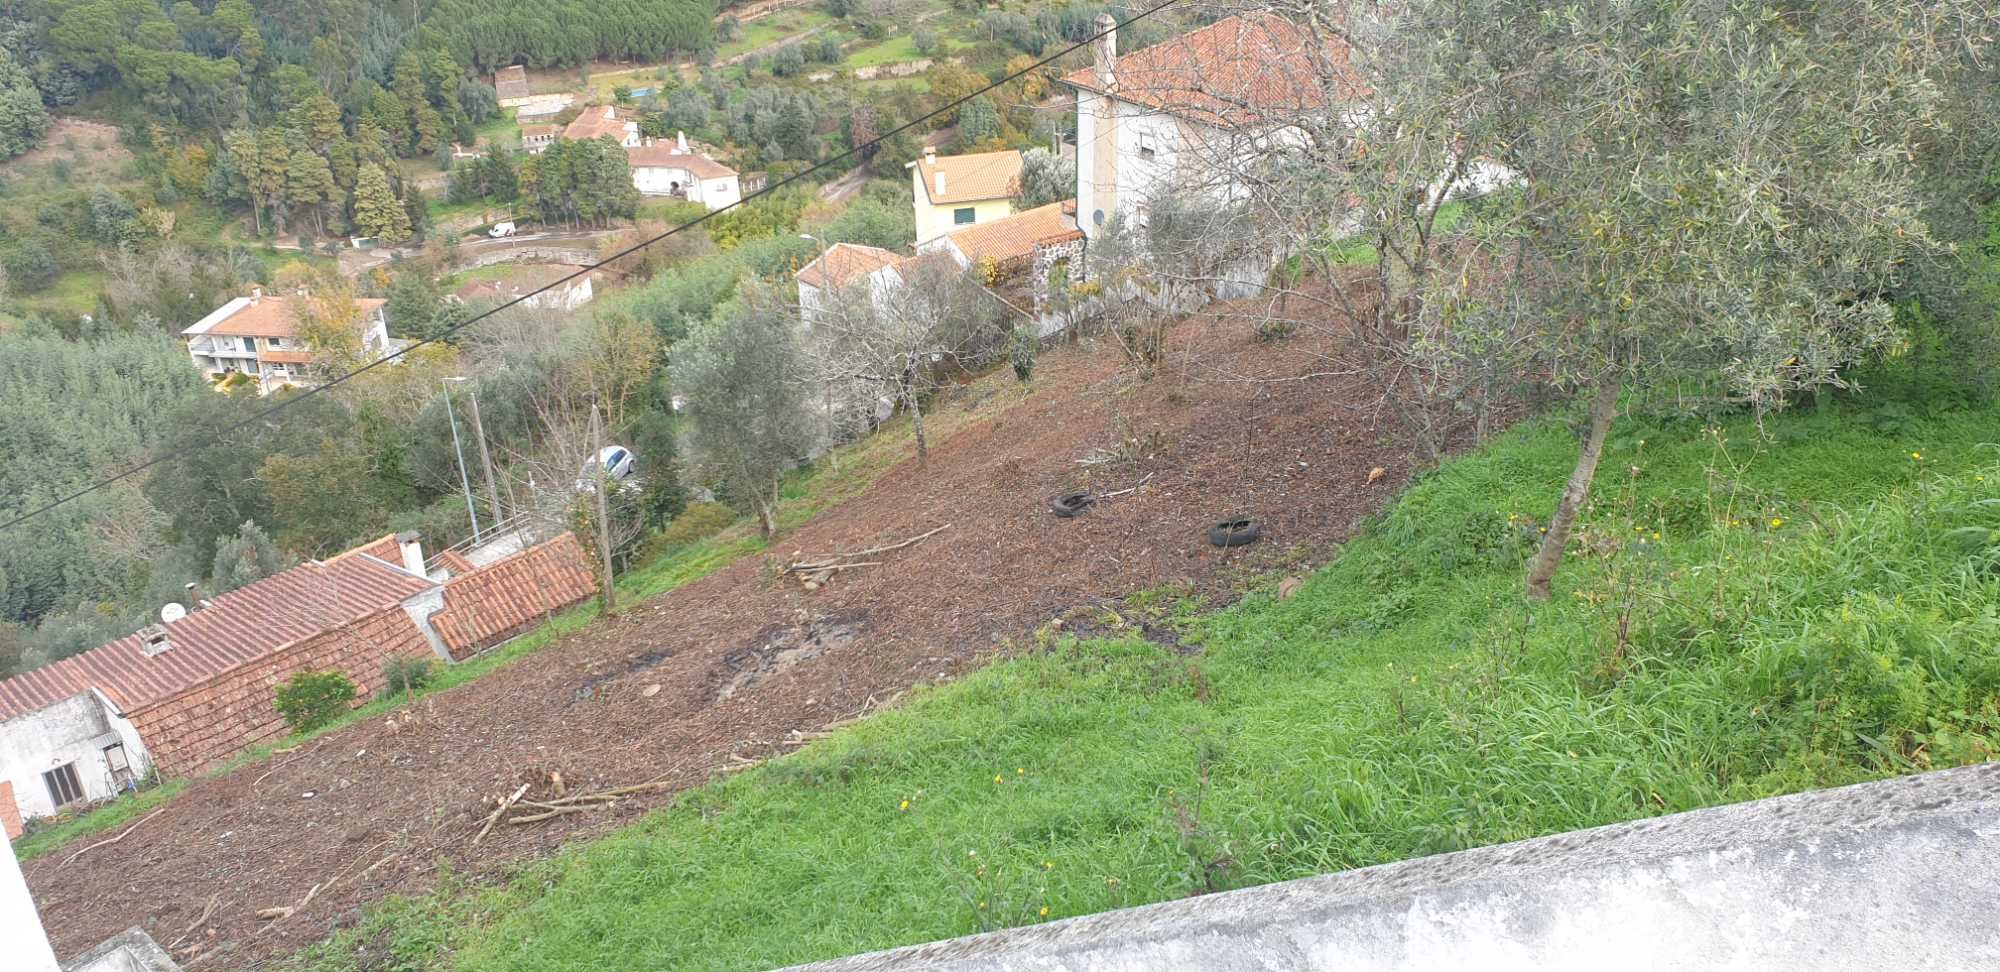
[1770,517,1784,528]
[1039,907,1050,917]
[994,774,1003,784]
[899,799,910,812]
[1651,532,1661,541]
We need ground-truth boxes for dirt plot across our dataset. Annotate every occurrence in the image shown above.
[26,304,1461,968]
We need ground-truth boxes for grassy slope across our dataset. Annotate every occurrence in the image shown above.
[284,390,2000,971]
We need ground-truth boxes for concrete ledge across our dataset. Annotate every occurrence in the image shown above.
[63,926,179,972]
[791,762,2000,971]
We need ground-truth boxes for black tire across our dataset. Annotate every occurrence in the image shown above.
[1207,517,1262,547]
[1050,490,1095,518]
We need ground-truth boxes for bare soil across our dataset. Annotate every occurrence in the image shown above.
[0,118,130,182]
[25,305,1453,968]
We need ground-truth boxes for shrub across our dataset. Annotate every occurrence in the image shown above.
[381,656,436,698]
[274,670,357,733]
[633,501,736,566]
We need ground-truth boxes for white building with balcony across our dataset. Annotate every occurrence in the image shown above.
[181,291,391,394]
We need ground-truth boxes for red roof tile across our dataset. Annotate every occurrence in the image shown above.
[626,144,738,180]
[429,534,596,658]
[939,202,1078,266]
[794,242,904,290]
[1060,13,1361,127]
[0,537,435,720]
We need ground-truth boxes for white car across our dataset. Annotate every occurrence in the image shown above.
[489,221,518,238]
[576,445,640,493]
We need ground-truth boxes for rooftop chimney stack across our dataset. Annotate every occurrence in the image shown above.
[183,581,199,610]
[924,145,937,164]
[1093,13,1117,87]
[139,625,173,657]
[396,531,426,578]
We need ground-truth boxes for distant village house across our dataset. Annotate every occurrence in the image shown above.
[907,147,1023,246]
[180,290,393,395]
[493,65,533,108]
[627,132,742,211]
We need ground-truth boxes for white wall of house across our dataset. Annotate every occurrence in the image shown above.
[0,835,59,972]
[632,165,742,211]
[0,691,151,823]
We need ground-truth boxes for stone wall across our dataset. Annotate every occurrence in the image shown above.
[126,609,432,777]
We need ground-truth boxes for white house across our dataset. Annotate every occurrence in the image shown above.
[0,689,150,824]
[794,242,907,323]
[1061,13,1345,242]
[626,132,742,211]
[181,290,392,394]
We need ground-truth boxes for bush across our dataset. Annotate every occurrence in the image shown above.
[273,670,357,733]
[632,501,736,566]
[380,656,436,698]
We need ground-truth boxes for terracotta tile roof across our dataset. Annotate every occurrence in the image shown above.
[1059,13,1361,127]
[794,242,903,290]
[522,124,559,138]
[889,250,961,285]
[563,107,631,142]
[940,202,1078,266]
[429,533,597,659]
[186,295,386,340]
[494,65,529,101]
[913,149,1023,204]
[436,551,476,574]
[625,144,738,180]
[0,537,435,721]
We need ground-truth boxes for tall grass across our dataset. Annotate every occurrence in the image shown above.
[283,393,2000,971]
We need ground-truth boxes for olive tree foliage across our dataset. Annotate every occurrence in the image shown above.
[1194,0,1993,598]
[800,258,1013,466]
[673,291,818,536]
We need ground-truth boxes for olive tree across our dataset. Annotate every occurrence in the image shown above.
[673,291,818,536]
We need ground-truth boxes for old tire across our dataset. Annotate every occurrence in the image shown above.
[1207,517,1262,547]
[1050,490,1095,518]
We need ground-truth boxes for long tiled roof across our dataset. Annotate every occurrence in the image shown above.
[0,537,435,721]
[913,149,1023,204]
[1059,13,1361,126]
[428,533,595,658]
[940,202,1078,266]
[183,295,386,340]
[625,144,738,179]
[794,242,903,290]
[563,107,630,142]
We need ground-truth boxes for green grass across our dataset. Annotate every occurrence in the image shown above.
[844,34,962,70]
[716,9,836,62]
[284,388,2000,971]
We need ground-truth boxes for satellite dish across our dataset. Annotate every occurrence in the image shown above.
[159,602,188,624]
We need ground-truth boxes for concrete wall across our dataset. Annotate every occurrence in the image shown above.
[912,177,1015,248]
[793,762,2000,971]
[1,832,60,971]
[0,692,150,823]
[127,608,433,777]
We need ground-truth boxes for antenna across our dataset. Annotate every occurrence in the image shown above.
[159,602,188,623]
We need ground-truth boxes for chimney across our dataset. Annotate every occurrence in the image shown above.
[183,581,199,610]
[1093,13,1117,87]
[139,625,173,657]
[924,145,937,164]
[936,170,947,196]
[249,286,263,301]
[677,130,690,153]
[396,531,426,577]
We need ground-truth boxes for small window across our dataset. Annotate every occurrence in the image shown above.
[953,207,976,225]
[1137,131,1157,160]
[44,762,83,807]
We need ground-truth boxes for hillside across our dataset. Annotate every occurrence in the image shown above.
[21,298,1438,967]
[300,367,2000,971]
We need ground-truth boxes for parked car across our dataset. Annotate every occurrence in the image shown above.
[489,221,518,238]
[576,445,639,492]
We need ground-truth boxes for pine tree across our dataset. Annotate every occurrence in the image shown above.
[286,146,337,237]
[353,162,411,242]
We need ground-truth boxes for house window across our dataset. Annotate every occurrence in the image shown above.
[953,207,976,225]
[44,762,83,807]
[104,743,133,787]
[1137,131,1157,160]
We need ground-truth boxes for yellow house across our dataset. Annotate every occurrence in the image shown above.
[907,147,1024,246]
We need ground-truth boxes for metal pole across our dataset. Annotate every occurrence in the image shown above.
[442,379,483,544]
[465,385,504,530]
[588,399,617,614]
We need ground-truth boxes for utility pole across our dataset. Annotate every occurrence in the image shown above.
[588,397,617,615]
[464,384,504,530]
[442,377,483,544]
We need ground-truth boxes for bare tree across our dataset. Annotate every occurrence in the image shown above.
[801,257,1012,465]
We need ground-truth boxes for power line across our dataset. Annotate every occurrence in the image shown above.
[0,1,1179,536]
